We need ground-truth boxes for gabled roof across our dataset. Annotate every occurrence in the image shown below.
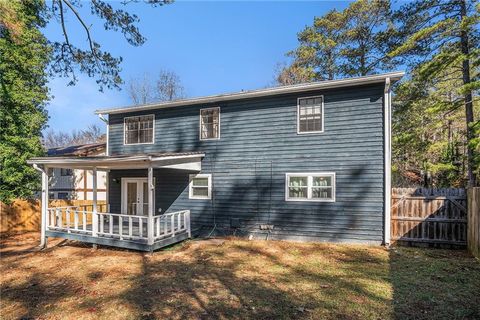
[47,142,106,157]
[95,71,405,115]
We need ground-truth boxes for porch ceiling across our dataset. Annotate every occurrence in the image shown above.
[27,152,205,171]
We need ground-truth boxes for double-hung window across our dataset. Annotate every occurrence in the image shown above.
[285,172,335,202]
[297,96,324,133]
[189,174,212,199]
[200,107,220,140]
[60,168,73,176]
[124,115,154,145]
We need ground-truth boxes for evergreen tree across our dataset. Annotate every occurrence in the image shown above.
[277,0,395,85]
[389,0,480,187]
[0,1,50,202]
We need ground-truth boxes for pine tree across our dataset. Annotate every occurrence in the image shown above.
[389,0,480,187]
[277,0,395,85]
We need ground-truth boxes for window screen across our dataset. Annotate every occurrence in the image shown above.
[124,115,154,144]
[298,96,323,133]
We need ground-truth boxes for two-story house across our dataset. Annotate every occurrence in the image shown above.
[28,71,404,251]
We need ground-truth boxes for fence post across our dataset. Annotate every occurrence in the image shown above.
[468,188,480,259]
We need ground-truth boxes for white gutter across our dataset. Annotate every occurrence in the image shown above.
[384,77,392,245]
[95,71,405,115]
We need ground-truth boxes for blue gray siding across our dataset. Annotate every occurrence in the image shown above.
[108,83,386,243]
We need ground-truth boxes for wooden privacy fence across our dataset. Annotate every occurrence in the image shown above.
[391,188,467,246]
[467,188,480,259]
[1,199,107,234]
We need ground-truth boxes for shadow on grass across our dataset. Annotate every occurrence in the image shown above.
[2,234,480,320]
[389,246,480,320]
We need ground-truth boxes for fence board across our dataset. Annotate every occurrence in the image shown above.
[467,188,480,259]
[0,199,106,234]
[391,188,467,246]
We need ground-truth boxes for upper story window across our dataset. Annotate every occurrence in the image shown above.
[297,96,324,134]
[200,107,220,140]
[124,115,154,145]
[60,168,73,176]
[285,172,335,202]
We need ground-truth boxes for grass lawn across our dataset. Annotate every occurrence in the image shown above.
[1,233,479,320]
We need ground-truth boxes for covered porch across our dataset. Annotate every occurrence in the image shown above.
[28,152,204,251]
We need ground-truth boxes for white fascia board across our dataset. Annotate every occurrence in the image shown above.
[27,154,205,170]
[95,71,405,115]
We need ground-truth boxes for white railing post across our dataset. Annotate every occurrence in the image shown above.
[40,168,49,248]
[186,210,191,238]
[147,166,154,245]
[92,167,98,237]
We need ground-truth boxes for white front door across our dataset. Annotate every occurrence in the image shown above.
[121,178,149,215]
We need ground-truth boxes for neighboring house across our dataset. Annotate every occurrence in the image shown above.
[47,143,107,200]
[28,71,404,251]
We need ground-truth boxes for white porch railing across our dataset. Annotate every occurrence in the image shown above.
[46,207,191,243]
[97,212,149,241]
[153,210,191,240]
[47,206,94,235]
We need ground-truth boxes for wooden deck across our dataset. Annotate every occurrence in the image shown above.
[45,207,191,251]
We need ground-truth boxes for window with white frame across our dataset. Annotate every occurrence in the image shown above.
[285,173,335,202]
[60,168,73,176]
[200,107,220,140]
[124,115,154,144]
[298,96,323,133]
[189,174,212,199]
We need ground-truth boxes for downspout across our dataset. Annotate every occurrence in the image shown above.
[384,78,392,245]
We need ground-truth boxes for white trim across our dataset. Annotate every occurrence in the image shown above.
[147,167,154,245]
[199,107,221,141]
[106,122,109,156]
[121,177,149,215]
[189,173,212,199]
[28,153,205,169]
[285,172,336,202]
[95,71,405,115]
[296,95,325,134]
[123,114,155,145]
[384,78,392,245]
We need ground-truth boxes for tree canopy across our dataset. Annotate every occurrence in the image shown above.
[277,0,395,84]
[0,0,50,202]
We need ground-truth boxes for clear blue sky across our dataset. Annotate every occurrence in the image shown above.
[43,1,356,133]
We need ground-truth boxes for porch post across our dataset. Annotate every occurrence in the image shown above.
[92,167,98,237]
[147,166,154,245]
[40,166,49,248]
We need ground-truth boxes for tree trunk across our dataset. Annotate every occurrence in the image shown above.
[459,0,477,187]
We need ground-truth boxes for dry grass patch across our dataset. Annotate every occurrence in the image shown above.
[1,233,479,319]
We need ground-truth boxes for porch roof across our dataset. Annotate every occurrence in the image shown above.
[27,151,205,171]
